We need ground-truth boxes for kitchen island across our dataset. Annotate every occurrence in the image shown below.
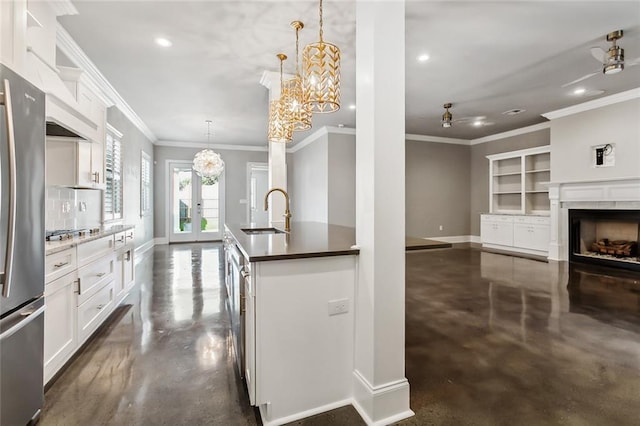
[224,222,359,426]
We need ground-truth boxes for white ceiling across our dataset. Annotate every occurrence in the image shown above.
[58,1,640,146]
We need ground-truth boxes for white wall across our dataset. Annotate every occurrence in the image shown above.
[550,98,640,183]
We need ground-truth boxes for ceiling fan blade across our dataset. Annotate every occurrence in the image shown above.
[590,47,606,64]
[626,57,640,66]
[561,71,600,88]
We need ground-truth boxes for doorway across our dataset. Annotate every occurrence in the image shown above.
[169,162,224,243]
[247,162,269,224]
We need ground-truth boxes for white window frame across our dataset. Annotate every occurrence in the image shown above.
[141,150,152,217]
[104,124,123,222]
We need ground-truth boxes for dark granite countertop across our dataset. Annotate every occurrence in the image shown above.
[225,222,359,262]
[45,224,135,256]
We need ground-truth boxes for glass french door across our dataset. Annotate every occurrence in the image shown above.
[169,162,224,243]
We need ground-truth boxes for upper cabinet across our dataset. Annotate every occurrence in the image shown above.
[487,146,551,215]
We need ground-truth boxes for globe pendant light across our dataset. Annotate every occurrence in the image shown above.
[282,21,312,131]
[267,54,294,143]
[193,120,225,180]
[302,0,341,113]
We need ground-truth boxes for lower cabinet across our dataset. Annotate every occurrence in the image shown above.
[43,228,136,385]
[44,271,77,384]
[77,281,115,344]
[481,214,550,256]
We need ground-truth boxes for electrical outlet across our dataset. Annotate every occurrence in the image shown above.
[439,225,444,231]
[328,299,349,316]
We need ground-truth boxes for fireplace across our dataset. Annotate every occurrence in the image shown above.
[569,209,640,272]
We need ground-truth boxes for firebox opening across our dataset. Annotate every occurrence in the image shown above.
[569,209,640,272]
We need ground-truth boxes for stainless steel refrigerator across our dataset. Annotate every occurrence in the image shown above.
[0,64,46,425]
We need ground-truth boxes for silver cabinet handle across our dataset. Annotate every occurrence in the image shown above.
[116,237,125,243]
[126,250,131,261]
[54,261,70,268]
[0,79,17,298]
[92,171,100,183]
[96,304,104,310]
[75,278,82,295]
[96,272,106,277]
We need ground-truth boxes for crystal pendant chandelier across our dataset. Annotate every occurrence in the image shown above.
[267,54,294,143]
[281,21,312,131]
[193,120,225,180]
[303,0,341,113]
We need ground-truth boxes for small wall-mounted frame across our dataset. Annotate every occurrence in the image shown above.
[592,143,615,168]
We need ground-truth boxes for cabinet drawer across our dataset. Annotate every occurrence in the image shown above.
[513,215,550,225]
[77,255,115,305]
[77,281,114,344]
[481,214,514,223]
[113,232,127,251]
[45,247,77,284]
[77,235,113,267]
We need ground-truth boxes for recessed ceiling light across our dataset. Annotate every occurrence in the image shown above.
[473,120,483,127]
[349,104,356,110]
[573,87,586,95]
[417,54,430,62]
[338,124,345,128]
[155,37,172,47]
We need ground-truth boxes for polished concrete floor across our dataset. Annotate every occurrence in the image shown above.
[40,245,640,425]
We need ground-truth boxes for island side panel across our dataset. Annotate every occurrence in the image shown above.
[254,255,356,424]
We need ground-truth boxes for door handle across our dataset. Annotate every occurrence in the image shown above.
[0,79,17,297]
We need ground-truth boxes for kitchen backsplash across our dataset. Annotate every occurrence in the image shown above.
[46,187,102,231]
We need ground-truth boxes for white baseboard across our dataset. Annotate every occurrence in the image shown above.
[482,243,548,258]
[352,370,414,426]
[154,237,168,245]
[135,239,155,256]
[259,399,352,426]
[428,235,480,244]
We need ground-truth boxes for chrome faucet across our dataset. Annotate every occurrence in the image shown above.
[264,188,291,232]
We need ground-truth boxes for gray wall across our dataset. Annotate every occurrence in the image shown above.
[405,140,470,238]
[551,98,640,183]
[107,106,155,248]
[288,131,356,227]
[289,135,329,223]
[469,128,550,235]
[328,133,356,227]
[153,146,268,239]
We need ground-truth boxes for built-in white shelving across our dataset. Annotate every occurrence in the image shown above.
[487,145,551,215]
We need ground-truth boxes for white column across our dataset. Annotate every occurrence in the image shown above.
[260,71,289,224]
[353,1,413,424]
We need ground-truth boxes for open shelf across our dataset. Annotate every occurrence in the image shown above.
[487,146,550,215]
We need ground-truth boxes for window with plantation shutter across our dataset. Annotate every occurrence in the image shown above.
[140,151,151,217]
[105,131,123,221]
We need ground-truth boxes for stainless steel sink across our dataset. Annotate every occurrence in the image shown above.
[241,227,286,235]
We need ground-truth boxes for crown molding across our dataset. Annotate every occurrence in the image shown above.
[106,123,123,139]
[469,122,551,145]
[56,23,158,143]
[542,88,640,120]
[287,126,329,153]
[156,140,268,152]
[49,0,78,17]
[405,133,469,145]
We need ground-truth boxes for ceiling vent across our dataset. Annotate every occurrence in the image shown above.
[502,108,526,116]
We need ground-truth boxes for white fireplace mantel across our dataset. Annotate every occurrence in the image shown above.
[547,177,640,261]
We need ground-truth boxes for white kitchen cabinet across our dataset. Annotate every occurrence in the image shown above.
[481,214,550,256]
[43,227,136,384]
[0,0,27,73]
[46,137,104,189]
[44,270,77,384]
